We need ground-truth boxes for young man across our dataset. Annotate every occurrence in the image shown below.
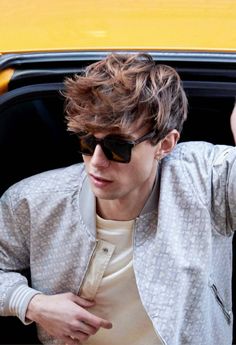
[0,53,236,345]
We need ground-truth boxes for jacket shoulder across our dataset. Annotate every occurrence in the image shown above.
[169,141,235,165]
[2,163,85,200]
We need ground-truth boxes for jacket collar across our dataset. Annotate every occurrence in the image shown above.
[140,172,159,216]
[79,171,97,238]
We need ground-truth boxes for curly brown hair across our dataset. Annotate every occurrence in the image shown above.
[64,53,188,143]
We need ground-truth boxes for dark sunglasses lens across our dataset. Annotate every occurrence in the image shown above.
[78,135,132,163]
[78,136,96,155]
[103,138,132,163]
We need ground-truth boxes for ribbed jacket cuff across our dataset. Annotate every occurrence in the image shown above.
[8,284,42,324]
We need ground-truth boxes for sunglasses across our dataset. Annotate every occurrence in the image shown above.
[76,130,156,163]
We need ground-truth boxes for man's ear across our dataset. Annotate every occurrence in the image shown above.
[155,129,180,159]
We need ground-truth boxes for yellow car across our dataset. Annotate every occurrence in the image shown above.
[0,1,236,344]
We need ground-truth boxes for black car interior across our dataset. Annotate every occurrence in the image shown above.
[0,53,235,344]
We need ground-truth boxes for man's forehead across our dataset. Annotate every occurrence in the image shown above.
[91,124,149,139]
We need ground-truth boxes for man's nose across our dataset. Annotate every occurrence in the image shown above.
[90,144,110,167]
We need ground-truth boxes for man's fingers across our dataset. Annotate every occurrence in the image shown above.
[70,293,112,330]
[72,321,97,335]
[73,295,95,308]
[64,335,81,345]
[80,310,112,330]
[99,317,113,329]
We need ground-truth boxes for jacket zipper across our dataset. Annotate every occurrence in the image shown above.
[78,239,99,295]
[210,283,232,325]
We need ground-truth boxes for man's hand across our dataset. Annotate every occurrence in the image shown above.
[230,100,236,144]
[26,292,112,344]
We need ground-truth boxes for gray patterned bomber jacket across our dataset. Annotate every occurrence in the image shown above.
[1,141,236,345]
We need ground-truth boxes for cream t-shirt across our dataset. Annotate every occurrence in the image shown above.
[79,215,163,345]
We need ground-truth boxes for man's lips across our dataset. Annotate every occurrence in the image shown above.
[89,173,113,187]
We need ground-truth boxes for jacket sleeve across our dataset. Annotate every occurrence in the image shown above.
[0,190,40,323]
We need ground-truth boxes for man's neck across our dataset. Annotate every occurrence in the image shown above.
[96,177,157,221]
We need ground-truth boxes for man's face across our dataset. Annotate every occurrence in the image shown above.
[82,125,161,213]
